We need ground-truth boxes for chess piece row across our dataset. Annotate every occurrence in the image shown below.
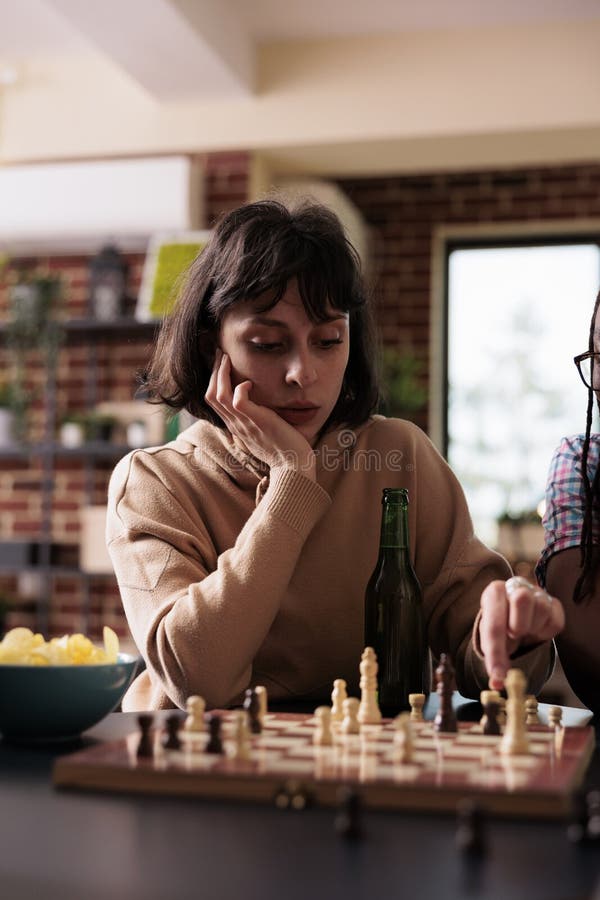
[136,685,269,761]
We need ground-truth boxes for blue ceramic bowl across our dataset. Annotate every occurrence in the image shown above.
[0,653,138,742]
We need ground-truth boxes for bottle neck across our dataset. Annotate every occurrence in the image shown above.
[379,501,410,551]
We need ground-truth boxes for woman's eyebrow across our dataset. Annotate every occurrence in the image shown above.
[246,314,347,327]
[247,315,288,328]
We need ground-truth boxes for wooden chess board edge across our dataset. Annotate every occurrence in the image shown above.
[52,726,596,821]
[52,759,575,820]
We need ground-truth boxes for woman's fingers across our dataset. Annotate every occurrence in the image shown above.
[479,581,511,689]
[479,577,565,690]
[505,577,565,644]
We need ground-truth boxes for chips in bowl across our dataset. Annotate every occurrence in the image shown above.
[0,626,137,742]
[0,626,120,666]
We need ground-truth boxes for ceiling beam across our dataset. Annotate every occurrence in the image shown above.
[45,0,254,99]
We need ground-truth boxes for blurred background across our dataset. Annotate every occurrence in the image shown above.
[0,0,599,703]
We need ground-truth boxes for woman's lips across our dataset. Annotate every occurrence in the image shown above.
[275,406,320,425]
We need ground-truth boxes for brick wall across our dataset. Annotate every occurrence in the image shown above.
[0,151,251,645]
[337,163,600,432]
[1,154,598,644]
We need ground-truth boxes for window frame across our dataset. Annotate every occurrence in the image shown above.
[429,224,600,458]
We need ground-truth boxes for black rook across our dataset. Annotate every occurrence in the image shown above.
[364,488,430,715]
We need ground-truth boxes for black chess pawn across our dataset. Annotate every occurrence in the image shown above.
[455,798,486,857]
[482,700,501,736]
[243,688,262,734]
[136,713,154,759]
[335,786,363,840]
[205,713,224,754]
[434,652,457,733]
[162,713,182,751]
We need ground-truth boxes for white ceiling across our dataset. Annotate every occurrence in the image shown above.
[1,0,599,100]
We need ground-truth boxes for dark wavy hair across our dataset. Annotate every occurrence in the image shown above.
[143,198,380,432]
[573,288,600,603]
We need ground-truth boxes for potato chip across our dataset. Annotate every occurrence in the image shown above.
[0,626,121,666]
[103,626,119,663]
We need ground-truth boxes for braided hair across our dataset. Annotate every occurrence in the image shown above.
[573,288,600,603]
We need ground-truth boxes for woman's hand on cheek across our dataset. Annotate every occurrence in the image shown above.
[205,353,316,477]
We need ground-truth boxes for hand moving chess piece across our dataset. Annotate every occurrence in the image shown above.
[358,647,382,725]
[434,653,457,733]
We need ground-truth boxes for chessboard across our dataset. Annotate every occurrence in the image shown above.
[53,712,595,820]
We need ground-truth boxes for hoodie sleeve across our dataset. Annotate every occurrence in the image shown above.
[107,450,331,709]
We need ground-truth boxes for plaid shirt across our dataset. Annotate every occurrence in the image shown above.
[535,434,600,587]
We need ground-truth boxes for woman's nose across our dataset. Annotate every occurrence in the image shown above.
[285,353,318,388]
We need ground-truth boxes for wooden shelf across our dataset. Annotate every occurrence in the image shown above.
[62,318,159,339]
[0,317,158,341]
[0,442,134,461]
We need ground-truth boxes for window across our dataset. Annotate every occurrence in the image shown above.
[446,240,600,545]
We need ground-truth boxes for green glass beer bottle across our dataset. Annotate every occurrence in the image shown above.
[364,488,430,715]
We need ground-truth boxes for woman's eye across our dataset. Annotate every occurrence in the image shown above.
[318,339,343,349]
[249,342,283,352]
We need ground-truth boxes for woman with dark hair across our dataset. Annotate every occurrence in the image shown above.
[536,288,600,714]
[107,198,562,712]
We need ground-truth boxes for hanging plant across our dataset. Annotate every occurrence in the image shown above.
[5,271,63,442]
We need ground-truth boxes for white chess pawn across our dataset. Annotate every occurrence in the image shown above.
[313,706,334,746]
[331,679,348,723]
[525,695,540,726]
[358,647,382,725]
[183,695,206,732]
[255,685,268,726]
[341,697,361,735]
[548,706,563,730]
[393,712,414,763]
[500,668,529,756]
[231,709,251,761]
[408,693,426,723]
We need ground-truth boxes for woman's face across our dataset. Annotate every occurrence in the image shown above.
[218,280,350,446]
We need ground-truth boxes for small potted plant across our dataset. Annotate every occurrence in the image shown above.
[58,412,87,448]
[84,412,118,443]
[496,510,545,562]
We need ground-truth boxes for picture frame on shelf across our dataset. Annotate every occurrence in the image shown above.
[136,231,211,322]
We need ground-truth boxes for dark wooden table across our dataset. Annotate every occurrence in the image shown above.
[1,697,599,900]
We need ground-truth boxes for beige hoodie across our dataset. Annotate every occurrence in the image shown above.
[106,415,553,711]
